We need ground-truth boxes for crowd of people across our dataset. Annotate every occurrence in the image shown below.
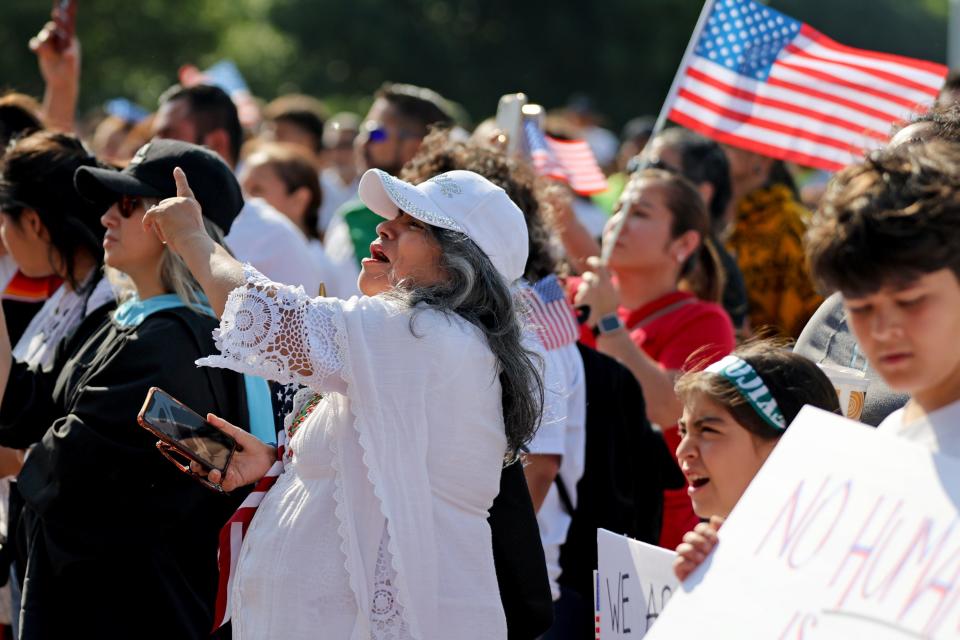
[0,15,959,640]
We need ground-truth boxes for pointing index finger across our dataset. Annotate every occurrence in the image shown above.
[173,167,196,200]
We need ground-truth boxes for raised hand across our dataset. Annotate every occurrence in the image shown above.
[30,21,80,91]
[29,21,81,132]
[574,256,620,327]
[142,167,210,255]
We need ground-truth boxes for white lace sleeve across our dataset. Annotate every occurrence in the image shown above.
[371,528,414,640]
[196,265,346,391]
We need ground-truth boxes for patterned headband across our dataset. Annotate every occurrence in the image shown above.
[706,355,786,431]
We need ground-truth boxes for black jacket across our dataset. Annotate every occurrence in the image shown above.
[0,305,250,639]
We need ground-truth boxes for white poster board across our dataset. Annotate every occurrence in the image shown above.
[647,406,960,639]
[596,528,678,638]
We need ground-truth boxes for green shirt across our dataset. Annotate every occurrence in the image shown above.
[337,200,383,269]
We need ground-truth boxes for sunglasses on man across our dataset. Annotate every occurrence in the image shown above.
[362,121,417,144]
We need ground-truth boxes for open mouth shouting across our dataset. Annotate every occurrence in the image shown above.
[685,473,710,496]
[363,242,391,266]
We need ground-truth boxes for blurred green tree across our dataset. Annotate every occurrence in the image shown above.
[0,0,948,131]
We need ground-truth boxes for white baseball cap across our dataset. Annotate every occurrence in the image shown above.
[358,169,529,283]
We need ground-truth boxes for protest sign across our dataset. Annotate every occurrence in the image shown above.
[647,406,960,639]
[596,528,678,638]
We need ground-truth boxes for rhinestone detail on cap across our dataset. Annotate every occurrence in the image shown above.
[381,173,464,231]
[429,174,463,198]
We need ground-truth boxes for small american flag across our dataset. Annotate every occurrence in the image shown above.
[212,428,289,629]
[524,120,609,195]
[667,0,947,171]
[519,275,580,351]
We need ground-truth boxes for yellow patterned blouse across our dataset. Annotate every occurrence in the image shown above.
[726,183,823,339]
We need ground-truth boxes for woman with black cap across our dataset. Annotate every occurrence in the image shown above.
[0,140,269,639]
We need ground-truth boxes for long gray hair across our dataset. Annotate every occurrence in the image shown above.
[386,227,544,459]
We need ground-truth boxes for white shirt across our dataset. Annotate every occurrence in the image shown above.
[318,169,359,234]
[526,342,587,601]
[199,266,508,639]
[225,198,324,295]
[13,276,115,371]
[877,400,960,458]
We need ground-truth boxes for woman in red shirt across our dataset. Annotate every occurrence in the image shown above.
[575,168,735,549]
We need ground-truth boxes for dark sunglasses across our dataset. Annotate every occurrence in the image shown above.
[363,121,415,144]
[117,194,157,218]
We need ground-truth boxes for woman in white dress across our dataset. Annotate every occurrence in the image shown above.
[145,166,542,639]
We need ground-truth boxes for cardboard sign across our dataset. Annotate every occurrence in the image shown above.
[647,406,960,639]
[596,529,678,638]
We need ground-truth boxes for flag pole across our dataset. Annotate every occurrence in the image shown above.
[600,0,718,265]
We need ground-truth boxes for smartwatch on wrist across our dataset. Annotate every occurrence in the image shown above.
[592,313,625,337]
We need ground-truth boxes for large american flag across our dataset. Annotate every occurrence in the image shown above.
[667,0,948,171]
[518,275,580,351]
[524,120,609,195]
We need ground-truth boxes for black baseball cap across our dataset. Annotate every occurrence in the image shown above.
[74,139,243,234]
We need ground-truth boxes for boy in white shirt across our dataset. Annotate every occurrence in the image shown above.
[806,140,960,457]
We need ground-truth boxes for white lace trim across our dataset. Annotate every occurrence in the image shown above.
[327,295,423,638]
[206,266,421,637]
[371,529,413,640]
[196,265,345,390]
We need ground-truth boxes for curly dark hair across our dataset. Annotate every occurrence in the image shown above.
[806,140,960,297]
[892,102,960,144]
[400,129,559,282]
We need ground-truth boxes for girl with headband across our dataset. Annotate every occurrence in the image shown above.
[670,341,839,581]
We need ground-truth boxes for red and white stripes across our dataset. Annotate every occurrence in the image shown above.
[670,6,947,171]
[212,430,288,630]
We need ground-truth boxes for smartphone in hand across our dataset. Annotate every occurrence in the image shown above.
[137,387,238,492]
[49,0,77,53]
[495,93,527,156]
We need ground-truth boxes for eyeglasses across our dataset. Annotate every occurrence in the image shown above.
[363,122,390,144]
[117,194,157,218]
[362,121,416,144]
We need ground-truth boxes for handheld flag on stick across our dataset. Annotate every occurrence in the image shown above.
[523,119,609,196]
[666,0,947,172]
[600,0,718,265]
[603,0,948,265]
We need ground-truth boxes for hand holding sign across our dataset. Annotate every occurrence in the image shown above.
[673,516,724,582]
